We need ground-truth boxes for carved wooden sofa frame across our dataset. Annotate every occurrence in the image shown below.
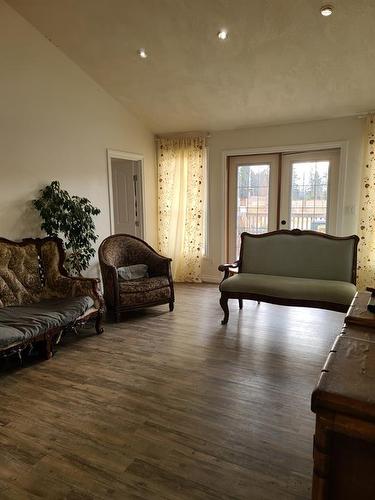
[0,236,104,363]
[219,229,359,325]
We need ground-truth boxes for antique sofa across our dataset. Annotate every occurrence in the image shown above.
[0,236,104,362]
[219,229,359,324]
[99,234,174,321]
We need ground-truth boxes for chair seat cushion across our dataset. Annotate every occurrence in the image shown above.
[0,296,94,349]
[220,273,356,306]
[119,276,171,306]
[119,276,170,294]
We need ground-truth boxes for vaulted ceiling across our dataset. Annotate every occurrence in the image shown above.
[7,0,375,133]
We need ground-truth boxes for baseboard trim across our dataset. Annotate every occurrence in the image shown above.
[202,275,220,284]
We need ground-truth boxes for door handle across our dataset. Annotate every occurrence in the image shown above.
[281,220,287,225]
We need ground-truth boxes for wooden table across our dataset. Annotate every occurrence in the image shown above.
[312,291,375,499]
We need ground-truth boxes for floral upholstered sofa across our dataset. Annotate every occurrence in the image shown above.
[0,237,104,362]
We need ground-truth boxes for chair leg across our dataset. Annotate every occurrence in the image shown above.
[238,298,243,310]
[169,300,174,312]
[220,295,229,325]
[114,309,121,322]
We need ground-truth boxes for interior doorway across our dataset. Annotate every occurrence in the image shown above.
[107,150,144,238]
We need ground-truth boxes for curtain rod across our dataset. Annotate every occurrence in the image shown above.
[155,131,211,140]
[356,111,375,119]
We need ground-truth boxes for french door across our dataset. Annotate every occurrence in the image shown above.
[227,149,340,260]
[228,154,279,261]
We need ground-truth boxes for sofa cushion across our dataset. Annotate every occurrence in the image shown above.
[220,273,356,306]
[117,264,149,281]
[0,296,94,349]
[0,325,25,350]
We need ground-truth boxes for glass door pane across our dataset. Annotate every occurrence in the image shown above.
[280,149,340,234]
[228,154,279,261]
[290,161,329,232]
[236,164,270,254]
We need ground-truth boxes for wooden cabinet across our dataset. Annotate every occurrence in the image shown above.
[312,292,375,499]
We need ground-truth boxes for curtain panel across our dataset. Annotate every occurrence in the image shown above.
[157,136,207,282]
[357,114,375,290]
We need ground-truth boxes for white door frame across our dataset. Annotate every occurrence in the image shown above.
[221,141,348,263]
[106,149,145,237]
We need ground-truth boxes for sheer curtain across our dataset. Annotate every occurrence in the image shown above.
[157,136,207,282]
[357,114,375,289]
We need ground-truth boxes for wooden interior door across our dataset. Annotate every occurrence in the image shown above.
[111,158,143,238]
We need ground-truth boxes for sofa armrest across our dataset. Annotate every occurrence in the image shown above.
[218,261,240,281]
[44,275,104,310]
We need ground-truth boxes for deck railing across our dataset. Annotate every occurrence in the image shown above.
[236,211,326,253]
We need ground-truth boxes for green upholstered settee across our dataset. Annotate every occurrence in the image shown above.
[218,230,359,325]
[0,237,104,362]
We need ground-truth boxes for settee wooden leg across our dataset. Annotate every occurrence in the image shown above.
[220,295,229,325]
[17,348,23,367]
[238,299,243,310]
[95,311,104,335]
[169,300,174,312]
[44,334,53,360]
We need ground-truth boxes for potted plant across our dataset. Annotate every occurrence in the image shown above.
[33,181,100,275]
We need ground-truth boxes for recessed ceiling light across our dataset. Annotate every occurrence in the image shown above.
[217,30,228,40]
[320,5,334,16]
[137,48,148,59]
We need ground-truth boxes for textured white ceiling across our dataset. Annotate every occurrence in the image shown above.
[7,0,375,133]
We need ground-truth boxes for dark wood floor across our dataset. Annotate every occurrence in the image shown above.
[0,284,344,499]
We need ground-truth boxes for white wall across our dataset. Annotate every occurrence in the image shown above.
[0,0,156,277]
[204,116,366,281]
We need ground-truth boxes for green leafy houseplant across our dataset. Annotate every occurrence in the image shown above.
[33,181,101,276]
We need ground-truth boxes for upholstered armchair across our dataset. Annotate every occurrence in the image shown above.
[99,234,174,321]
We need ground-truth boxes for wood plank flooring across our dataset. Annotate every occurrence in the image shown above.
[0,284,344,499]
